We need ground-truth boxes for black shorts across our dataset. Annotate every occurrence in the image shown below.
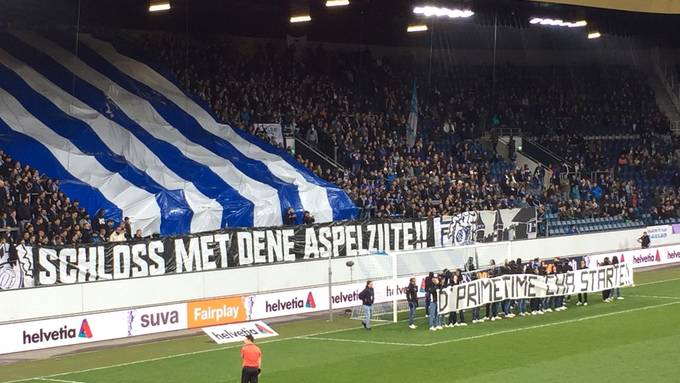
[241,366,260,383]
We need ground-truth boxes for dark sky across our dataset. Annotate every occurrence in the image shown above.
[0,0,678,47]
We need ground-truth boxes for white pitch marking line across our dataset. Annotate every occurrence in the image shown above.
[627,294,680,300]
[425,301,680,347]
[270,301,680,349]
[37,378,89,383]
[635,276,680,286]
[297,336,424,347]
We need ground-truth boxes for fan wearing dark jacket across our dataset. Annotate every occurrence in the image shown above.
[358,281,374,330]
[406,278,418,329]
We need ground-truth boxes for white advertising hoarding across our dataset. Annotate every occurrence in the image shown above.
[0,310,126,354]
[245,275,428,320]
[203,320,279,344]
[125,303,187,337]
[0,303,187,355]
[588,243,680,269]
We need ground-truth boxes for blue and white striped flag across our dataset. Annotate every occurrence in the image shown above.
[0,30,357,236]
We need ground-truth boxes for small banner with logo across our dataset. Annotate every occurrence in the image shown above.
[202,320,279,344]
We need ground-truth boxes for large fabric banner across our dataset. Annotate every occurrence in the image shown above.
[438,263,634,314]
[0,208,535,289]
[434,208,537,247]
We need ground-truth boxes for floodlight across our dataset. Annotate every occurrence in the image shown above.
[149,1,171,12]
[290,15,312,23]
[326,0,350,7]
[407,24,428,32]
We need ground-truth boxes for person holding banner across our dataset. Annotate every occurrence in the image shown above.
[424,272,434,318]
[530,265,544,315]
[446,270,468,327]
[600,258,613,302]
[576,259,589,306]
[470,268,483,324]
[427,276,442,331]
[515,259,528,316]
[240,334,262,383]
[612,256,624,300]
[541,261,553,312]
[501,261,515,318]
[359,281,375,330]
[488,260,501,321]
[553,259,567,311]
[437,278,446,329]
[406,278,418,329]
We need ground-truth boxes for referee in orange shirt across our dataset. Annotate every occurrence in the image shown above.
[240,334,262,383]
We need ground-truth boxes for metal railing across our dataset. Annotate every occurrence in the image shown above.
[294,136,345,171]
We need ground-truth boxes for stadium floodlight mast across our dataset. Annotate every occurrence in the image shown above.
[407,24,428,32]
[326,0,350,7]
[413,5,474,18]
[148,0,171,12]
[530,18,587,28]
[290,15,312,23]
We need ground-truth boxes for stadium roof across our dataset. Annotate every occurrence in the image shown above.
[0,0,679,46]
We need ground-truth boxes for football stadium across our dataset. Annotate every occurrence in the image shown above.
[1,0,680,382]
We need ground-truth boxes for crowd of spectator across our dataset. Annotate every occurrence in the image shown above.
[0,151,144,246]
[116,31,677,224]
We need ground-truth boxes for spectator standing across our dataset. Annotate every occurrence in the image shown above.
[123,217,132,240]
[109,226,127,242]
[303,211,315,224]
[283,208,296,226]
[133,229,144,239]
[638,231,650,248]
[306,125,318,147]
[427,276,441,331]
[406,277,418,329]
[358,281,374,330]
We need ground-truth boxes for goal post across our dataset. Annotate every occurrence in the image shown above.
[349,242,512,323]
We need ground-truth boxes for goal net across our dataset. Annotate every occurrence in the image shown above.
[349,242,511,323]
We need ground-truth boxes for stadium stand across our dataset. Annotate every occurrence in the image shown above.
[0,28,677,243]
[113,31,680,234]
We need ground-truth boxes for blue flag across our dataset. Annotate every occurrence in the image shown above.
[407,80,418,148]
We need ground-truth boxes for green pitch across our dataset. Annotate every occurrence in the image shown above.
[2,267,680,383]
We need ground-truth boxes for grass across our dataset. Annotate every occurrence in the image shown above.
[2,267,680,383]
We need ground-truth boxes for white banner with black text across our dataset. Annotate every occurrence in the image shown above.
[438,263,634,315]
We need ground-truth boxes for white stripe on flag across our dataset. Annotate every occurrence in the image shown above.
[0,42,223,234]
[79,34,335,223]
[0,88,162,235]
